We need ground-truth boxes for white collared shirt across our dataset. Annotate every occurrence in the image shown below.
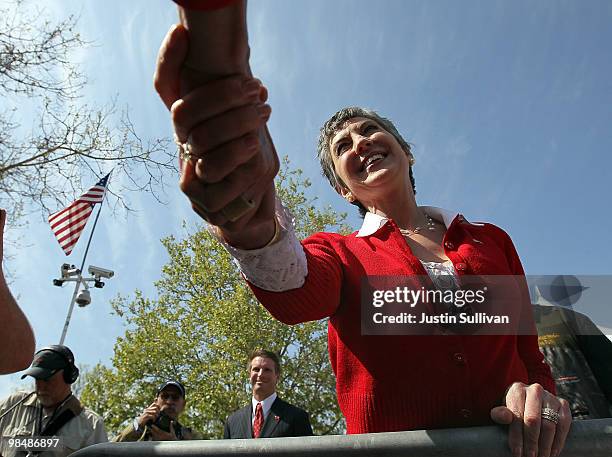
[251,392,277,424]
[357,207,464,287]
[356,206,460,236]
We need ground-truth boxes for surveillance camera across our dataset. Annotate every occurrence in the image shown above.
[61,264,80,279]
[53,279,64,287]
[76,289,91,307]
[88,265,114,279]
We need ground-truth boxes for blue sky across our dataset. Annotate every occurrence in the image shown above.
[1,0,611,398]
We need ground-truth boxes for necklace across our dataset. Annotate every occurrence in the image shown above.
[398,213,436,237]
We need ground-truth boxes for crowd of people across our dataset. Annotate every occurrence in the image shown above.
[0,345,311,455]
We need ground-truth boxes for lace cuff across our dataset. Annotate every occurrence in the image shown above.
[208,200,307,292]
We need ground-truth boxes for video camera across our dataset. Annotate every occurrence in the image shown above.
[148,410,173,433]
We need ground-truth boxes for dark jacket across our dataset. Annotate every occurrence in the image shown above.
[113,419,197,442]
[223,397,313,438]
[535,304,612,419]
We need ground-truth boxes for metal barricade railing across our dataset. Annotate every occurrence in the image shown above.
[73,418,612,457]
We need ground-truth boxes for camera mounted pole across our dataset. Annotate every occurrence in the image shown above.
[58,172,111,345]
[58,203,102,345]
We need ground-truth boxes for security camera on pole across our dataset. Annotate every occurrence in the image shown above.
[52,263,115,343]
[47,172,114,345]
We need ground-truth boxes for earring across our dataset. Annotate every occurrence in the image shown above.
[408,155,416,166]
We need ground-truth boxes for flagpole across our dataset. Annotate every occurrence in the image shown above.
[58,204,103,345]
[59,280,83,345]
[59,173,111,345]
[78,202,104,273]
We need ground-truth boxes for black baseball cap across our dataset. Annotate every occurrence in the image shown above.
[157,380,186,398]
[21,349,70,380]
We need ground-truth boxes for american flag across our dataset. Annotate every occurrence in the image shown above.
[48,173,110,256]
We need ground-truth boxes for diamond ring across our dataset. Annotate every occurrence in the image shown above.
[541,407,560,425]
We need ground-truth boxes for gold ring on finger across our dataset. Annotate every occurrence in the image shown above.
[190,199,212,221]
[220,195,256,222]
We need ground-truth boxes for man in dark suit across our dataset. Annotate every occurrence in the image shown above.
[223,349,313,438]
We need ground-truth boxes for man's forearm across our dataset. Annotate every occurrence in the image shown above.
[0,277,35,373]
[177,0,250,90]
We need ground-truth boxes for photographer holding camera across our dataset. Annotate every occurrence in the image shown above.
[114,381,198,441]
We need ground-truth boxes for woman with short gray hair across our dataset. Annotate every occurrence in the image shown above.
[154,23,572,456]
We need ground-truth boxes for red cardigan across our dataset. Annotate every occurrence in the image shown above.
[249,215,554,434]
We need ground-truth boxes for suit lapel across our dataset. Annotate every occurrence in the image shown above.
[239,404,252,439]
[260,397,284,437]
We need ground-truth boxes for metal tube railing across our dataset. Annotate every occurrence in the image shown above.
[73,419,612,457]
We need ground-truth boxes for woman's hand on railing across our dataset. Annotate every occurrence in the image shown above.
[491,382,572,457]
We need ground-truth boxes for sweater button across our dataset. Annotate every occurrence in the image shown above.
[444,241,455,250]
[460,409,472,418]
[455,262,467,271]
[453,353,466,365]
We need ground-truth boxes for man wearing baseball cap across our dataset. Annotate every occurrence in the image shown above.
[0,345,108,457]
[114,380,198,441]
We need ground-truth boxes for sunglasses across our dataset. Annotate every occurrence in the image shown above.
[159,392,182,401]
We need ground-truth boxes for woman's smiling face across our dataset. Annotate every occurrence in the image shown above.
[329,117,412,204]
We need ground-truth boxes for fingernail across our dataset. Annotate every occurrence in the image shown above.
[551,449,558,457]
[256,104,271,120]
[244,134,259,152]
[243,79,260,98]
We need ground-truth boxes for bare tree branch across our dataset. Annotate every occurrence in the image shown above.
[0,1,175,226]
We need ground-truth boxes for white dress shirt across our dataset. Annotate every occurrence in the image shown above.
[251,392,277,425]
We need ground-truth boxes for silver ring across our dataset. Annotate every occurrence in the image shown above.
[541,407,560,424]
[177,142,192,163]
[174,134,193,163]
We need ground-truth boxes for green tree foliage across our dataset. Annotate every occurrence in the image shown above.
[81,161,350,438]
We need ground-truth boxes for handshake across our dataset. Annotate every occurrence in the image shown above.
[154,1,279,250]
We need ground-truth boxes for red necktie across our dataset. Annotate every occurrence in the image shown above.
[253,402,263,438]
